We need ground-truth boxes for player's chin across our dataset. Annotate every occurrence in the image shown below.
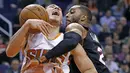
[66,21,71,26]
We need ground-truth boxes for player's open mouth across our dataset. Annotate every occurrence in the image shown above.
[52,11,59,16]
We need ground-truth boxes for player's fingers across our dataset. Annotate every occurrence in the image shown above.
[51,68,55,73]
[48,59,52,63]
[51,63,58,66]
[54,66,64,73]
[38,25,48,36]
[55,58,62,66]
[40,24,50,35]
[41,20,53,28]
[42,21,53,28]
[41,21,52,34]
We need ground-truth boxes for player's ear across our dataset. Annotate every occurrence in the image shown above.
[79,15,87,23]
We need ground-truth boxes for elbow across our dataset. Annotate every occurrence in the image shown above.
[6,52,14,58]
[83,67,98,73]
[6,50,15,58]
[6,47,16,57]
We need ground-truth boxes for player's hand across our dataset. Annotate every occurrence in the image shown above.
[55,57,62,66]
[42,62,58,72]
[54,65,64,73]
[22,59,39,71]
[25,19,53,36]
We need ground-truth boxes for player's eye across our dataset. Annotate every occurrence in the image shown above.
[70,9,75,14]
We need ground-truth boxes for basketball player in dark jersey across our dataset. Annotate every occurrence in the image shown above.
[40,5,110,73]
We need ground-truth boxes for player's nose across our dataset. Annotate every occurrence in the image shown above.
[66,13,69,18]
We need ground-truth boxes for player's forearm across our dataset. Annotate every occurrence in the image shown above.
[45,32,81,59]
[72,44,97,73]
[6,24,29,57]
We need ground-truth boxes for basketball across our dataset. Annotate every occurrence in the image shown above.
[19,4,49,33]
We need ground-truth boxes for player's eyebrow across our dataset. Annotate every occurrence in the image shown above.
[68,8,74,12]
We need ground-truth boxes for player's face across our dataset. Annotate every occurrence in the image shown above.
[46,4,62,24]
[66,5,82,25]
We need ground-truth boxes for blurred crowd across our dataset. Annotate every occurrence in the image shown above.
[0,0,130,73]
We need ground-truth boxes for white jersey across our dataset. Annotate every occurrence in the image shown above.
[22,33,70,73]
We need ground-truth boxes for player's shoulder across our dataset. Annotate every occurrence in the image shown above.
[66,23,84,32]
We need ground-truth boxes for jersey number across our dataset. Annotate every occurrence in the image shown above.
[97,47,105,65]
[90,33,105,65]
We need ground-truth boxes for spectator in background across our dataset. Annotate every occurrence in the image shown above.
[90,15,102,35]
[6,59,20,73]
[119,61,130,73]
[127,38,130,48]
[98,24,111,43]
[122,37,130,50]
[116,44,129,62]
[2,61,10,67]
[119,17,130,40]
[104,35,121,57]
[100,10,116,30]
[88,0,98,15]
[114,24,123,36]
[124,0,130,8]
[0,35,6,54]
[111,0,125,20]
[105,54,119,73]
[104,36,113,48]
[78,0,88,6]
[97,0,113,11]
[124,0,130,23]
[104,45,113,55]
[125,54,130,68]
[112,32,121,54]
[0,61,10,73]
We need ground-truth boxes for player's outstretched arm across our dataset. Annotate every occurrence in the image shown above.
[6,19,52,57]
[41,23,85,61]
[6,21,29,57]
[71,44,97,73]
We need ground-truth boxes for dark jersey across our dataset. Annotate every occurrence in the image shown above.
[70,29,110,73]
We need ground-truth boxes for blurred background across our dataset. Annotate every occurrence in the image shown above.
[0,0,130,73]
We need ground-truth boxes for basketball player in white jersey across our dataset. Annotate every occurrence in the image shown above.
[6,4,96,73]
[6,4,69,73]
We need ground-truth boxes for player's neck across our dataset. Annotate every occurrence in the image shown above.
[48,26,60,40]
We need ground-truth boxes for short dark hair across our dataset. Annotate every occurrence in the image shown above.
[78,5,92,22]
